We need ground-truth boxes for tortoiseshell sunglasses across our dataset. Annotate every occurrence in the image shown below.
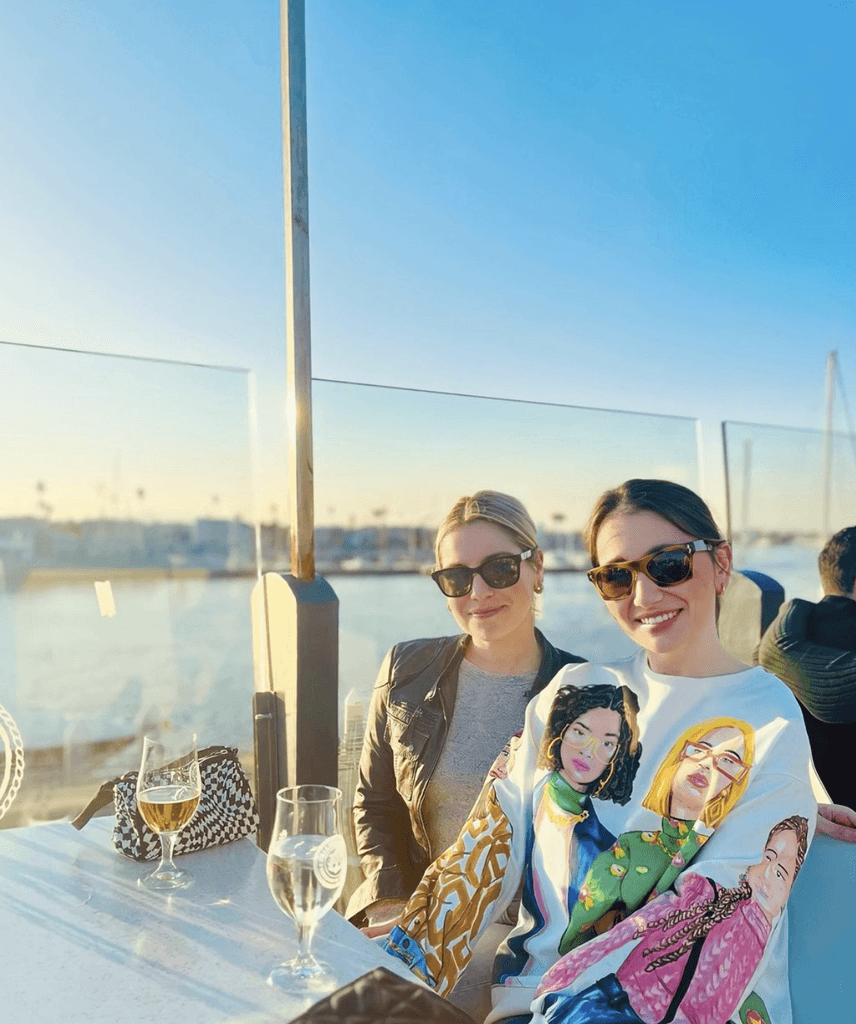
[587,540,723,601]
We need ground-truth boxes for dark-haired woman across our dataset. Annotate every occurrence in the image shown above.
[384,480,818,1024]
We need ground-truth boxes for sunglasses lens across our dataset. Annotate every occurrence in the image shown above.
[480,555,521,589]
[595,565,634,599]
[434,568,471,597]
[647,549,692,587]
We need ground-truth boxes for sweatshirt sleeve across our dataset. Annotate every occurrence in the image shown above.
[381,664,570,993]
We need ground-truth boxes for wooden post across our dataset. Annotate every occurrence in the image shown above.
[253,0,338,848]
[282,0,315,583]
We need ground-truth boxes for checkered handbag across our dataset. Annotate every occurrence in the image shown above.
[72,745,260,861]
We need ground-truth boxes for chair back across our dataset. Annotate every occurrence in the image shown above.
[0,703,25,822]
[719,569,785,664]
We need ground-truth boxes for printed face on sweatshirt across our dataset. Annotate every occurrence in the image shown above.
[642,717,755,830]
[746,827,801,923]
[669,725,749,821]
[559,708,622,792]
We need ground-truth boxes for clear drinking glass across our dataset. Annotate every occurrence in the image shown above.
[266,785,346,992]
[135,731,201,891]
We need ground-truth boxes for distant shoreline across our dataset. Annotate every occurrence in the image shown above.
[9,563,587,591]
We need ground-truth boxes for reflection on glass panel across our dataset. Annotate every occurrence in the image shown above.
[312,379,700,904]
[722,420,856,601]
[0,342,259,827]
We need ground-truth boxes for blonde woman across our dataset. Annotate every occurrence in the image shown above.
[347,491,584,934]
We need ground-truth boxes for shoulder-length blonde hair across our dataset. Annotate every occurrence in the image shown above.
[642,717,755,829]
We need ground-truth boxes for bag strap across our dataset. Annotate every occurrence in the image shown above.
[70,779,117,830]
[658,878,718,1024]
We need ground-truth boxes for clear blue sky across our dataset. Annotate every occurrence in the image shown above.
[1,1,855,528]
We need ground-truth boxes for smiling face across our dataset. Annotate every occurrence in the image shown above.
[668,725,746,821]
[558,706,621,793]
[746,828,800,923]
[437,521,541,650]
[594,510,731,675]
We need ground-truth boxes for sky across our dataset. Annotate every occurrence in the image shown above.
[1,1,855,532]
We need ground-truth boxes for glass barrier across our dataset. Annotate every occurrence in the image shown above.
[722,420,856,601]
[312,379,701,905]
[0,342,259,827]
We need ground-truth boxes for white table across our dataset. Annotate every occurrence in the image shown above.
[0,818,419,1023]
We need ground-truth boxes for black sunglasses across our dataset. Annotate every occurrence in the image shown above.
[431,548,535,598]
[587,540,722,601]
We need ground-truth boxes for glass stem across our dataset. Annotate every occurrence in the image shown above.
[294,919,318,966]
[158,832,179,876]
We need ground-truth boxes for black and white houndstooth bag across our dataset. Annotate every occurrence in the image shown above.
[72,745,260,861]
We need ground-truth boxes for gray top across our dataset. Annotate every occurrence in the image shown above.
[422,658,535,859]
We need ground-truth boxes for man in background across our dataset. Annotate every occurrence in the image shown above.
[758,526,856,807]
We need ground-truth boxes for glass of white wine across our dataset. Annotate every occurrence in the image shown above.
[136,731,201,891]
[266,785,346,992]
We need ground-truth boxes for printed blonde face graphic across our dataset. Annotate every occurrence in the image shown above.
[669,726,750,821]
[643,717,755,829]
[559,708,621,791]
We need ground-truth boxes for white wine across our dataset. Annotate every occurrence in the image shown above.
[267,833,346,928]
[138,785,200,834]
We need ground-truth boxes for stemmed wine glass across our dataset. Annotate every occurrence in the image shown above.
[266,785,346,991]
[136,731,201,891]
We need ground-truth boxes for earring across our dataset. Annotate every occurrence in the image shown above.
[535,580,544,594]
[547,735,562,764]
[593,760,615,796]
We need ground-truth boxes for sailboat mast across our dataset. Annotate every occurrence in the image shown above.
[822,349,836,541]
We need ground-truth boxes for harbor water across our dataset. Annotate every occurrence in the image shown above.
[0,544,822,763]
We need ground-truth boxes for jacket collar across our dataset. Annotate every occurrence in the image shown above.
[424,635,469,702]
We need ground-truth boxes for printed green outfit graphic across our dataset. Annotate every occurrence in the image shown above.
[560,716,755,953]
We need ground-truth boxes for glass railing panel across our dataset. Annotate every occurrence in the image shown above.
[722,420,856,601]
[0,342,259,827]
[312,379,701,903]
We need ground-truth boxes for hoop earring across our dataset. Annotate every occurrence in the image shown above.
[593,759,615,796]
[547,735,562,765]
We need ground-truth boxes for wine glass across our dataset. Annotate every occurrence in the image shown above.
[136,731,201,891]
[266,785,346,992]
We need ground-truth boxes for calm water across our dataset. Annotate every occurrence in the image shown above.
[0,544,822,756]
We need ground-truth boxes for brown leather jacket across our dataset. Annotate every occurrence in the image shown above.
[346,630,584,923]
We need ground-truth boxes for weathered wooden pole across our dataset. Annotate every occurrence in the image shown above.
[253,0,338,850]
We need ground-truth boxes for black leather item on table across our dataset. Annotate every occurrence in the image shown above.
[70,744,260,861]
[289,966,477,1024]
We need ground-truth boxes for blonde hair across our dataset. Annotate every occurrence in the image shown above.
[642,717,755,829]
[435,491,539,566]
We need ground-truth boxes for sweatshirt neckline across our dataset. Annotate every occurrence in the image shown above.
[636,649,757,686]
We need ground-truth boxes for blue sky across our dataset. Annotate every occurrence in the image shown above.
[1,1,855,527]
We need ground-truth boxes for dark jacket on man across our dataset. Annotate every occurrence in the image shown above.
[757,595,856,805]
[346,629,584,923]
